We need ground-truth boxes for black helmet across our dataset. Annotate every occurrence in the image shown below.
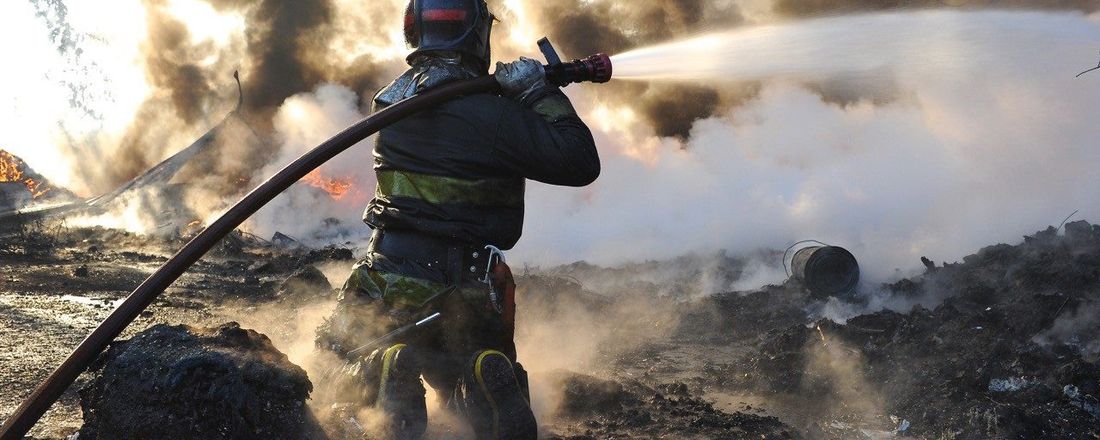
[404,0,493,72]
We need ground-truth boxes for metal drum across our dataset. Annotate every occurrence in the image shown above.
[791,245,860,298]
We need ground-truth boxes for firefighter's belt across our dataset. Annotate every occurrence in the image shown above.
[369,228,495,287]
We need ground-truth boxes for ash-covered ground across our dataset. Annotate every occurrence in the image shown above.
[2,219,1099,439]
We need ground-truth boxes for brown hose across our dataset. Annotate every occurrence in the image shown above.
[0,75,502,439]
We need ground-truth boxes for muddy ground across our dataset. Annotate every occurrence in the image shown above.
[2,220,1099,439]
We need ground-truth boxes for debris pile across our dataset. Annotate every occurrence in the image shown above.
[277,265,335,302]
[77,322,324,440]
[1,225,362,437]
[7,216,1100,439]
[701,221,1100,438]
[545,372,795,439]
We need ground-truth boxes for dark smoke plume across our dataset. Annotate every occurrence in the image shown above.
[97,0,387,194]
[145,7,216,125]
[208,0,333,113]
[95,1,239,189]
[638,86,720,139]
[530,0,749,140]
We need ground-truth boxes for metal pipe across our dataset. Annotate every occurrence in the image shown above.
[0,75,501,439]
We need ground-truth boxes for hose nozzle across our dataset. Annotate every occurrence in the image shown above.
[538,38,613,87]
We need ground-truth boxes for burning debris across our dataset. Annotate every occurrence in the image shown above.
[77,322,324,440]
[0,150,76,210]
[0,110,260,233]
[300,170,354,201]
[0,106,357,239]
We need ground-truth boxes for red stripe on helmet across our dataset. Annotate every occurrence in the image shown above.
[422,9,468,21]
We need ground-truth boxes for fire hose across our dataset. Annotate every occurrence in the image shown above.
[0,41,611,439]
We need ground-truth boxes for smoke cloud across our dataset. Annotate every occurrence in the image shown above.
[6,1,1100,281]
[248,84,376,242]
[78,0,393,199]
[509,9,1100,282]
[515,0,750,139]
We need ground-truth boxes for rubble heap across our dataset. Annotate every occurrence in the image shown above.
[724,221,1100,438]
[546,372,795,439]
[78,322,324,440]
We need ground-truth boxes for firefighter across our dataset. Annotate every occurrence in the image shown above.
[316,0,600,438]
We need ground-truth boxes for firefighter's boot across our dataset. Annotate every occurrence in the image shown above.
[458,350,537,440]
[364,344,427,440]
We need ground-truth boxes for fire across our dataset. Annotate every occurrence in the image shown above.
[0,151,23,182]
[301,169,353,200]
[0,150,50,199]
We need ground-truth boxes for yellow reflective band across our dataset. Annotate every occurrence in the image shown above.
[475,350,509,438]
[376,170,524,207]
[378,344,407,403]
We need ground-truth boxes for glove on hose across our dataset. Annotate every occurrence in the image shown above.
[495,57,549,104]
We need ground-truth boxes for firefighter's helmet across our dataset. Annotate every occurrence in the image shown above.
[404,0,493,72]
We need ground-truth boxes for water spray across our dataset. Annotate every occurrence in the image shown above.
[0,39,613,439]
[608,10,1100,83]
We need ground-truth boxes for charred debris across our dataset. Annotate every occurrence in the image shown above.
[488,222,1100,438]
[78,322,324,440]
[3,117,1100,438]
[0,107,264,236]
[670,221,1100,439]
[5,214,1100,438]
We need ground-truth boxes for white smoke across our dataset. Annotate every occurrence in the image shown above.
[5,2,1100,284]
[510,10,1100,281]
[248,84,377,243]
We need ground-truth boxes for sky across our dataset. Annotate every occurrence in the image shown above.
[2,0,1100,283]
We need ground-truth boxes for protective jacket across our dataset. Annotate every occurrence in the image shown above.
[365,62,600,251]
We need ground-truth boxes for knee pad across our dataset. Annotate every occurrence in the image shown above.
[363,344,427,440]
[460,350,537,440]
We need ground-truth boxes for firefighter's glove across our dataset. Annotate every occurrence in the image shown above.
[495,57,549,105]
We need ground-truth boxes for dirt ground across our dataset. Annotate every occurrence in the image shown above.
[2,220,1099,439]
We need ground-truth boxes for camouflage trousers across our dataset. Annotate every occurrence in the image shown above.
[316,259,533,439]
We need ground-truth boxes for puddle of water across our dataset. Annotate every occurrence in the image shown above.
[60,294,124,309]
[0,294,106,328]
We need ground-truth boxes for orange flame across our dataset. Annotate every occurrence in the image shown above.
[301,169,353,200]
[0,151,50,199]
[0,151,23,182]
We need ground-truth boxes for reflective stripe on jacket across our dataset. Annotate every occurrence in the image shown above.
[365,88,600,250]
